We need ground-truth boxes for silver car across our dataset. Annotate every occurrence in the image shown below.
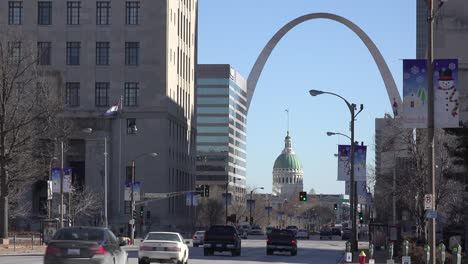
[44,227,128,264]
[192,231,205,247]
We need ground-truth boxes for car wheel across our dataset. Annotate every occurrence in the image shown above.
[266,249,273,255]
[138,259,146,264]
[193,243,198,247]
[291,249,297,256]
[203,248,210,256]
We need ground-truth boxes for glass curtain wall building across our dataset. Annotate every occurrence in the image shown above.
[195,64,247,203]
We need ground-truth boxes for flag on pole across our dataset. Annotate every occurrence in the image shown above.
[104,101,120,116]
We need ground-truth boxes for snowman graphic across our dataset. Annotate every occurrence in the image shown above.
[435,67,458,127]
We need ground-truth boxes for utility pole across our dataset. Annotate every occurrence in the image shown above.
[426,0,436,262]
[349,105,357,252]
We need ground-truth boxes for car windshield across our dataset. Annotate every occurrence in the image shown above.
[286,226,297,229]
[53,228,105,241]
[209,226,235,233]
[195,231,205,235]
[145,233,181,242]
[298,229,307,232]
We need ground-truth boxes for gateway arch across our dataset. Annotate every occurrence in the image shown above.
[247,13,401,115]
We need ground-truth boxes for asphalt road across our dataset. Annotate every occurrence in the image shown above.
[0,236,346,264]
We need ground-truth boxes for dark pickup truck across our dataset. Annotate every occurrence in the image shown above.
[266,229,297,256]
[203,225,242,256]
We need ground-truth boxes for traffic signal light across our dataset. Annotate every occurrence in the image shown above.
[146,210,151,219]
[299,191,307,201]
[196,186,204,197]
[203,185,210,198]
[132,210,137,219]
[334,204,338,210]
[358,212,364,223]
[140,206,144,218]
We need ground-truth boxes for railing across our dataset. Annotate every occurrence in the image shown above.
[8,233,43,252]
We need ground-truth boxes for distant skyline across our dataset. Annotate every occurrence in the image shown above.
[198,1,416,195]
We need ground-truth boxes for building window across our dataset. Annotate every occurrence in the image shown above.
[66,42,80,65]
[96,42,110,65]
[96,1,111,25]
[66,82,80,107]
[125,42,139,66]
[8,1,23,25]
[127,118,137,134]
[8,42,21,64]
[37,42,51,65]
[67,1,81,25]
[126,1,140,25]
[95,82,109,107]
[124,82,139,107]
[38,1,52,25]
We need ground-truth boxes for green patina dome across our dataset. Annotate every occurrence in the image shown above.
[273,153,303,170]
[273,132,303,170]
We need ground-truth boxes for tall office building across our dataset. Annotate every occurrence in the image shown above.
[1,0,198,232]
[195,64,247,203]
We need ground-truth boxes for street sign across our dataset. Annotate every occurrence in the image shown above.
[144,193,167,198]
[424,194,433,210]
[386,260,395,264]
[369,259,375,264]
[345,252,352,262]
[340,198,350,203]
[402,256,411,264]
[425,210,437,219]
[47,180,53,200]
[129,219,134,225]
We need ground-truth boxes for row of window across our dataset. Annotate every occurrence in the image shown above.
[34,41,139,66]
[8,1,140,26]
[65,82,139,107]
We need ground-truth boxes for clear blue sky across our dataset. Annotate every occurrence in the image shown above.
[198,0,416,194]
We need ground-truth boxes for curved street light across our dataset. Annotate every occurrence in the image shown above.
[249,187,265,226]
[309,89,363,251]
[326,131,351,141]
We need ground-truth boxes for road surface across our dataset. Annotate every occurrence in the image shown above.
[0,236,346,264]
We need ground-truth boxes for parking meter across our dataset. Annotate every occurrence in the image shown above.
[387,241,394,260]
[345,241,351,252]
[424,244,430,264]
[368,243,374,259]
[452,244,461,264]
[402,240,409,256]
[438,243,446,264]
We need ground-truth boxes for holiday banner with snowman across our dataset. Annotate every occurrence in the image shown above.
[337,144,367,182]
[402,59,459,128]
[434,59,459,128]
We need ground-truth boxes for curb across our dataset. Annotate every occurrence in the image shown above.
[0,252,44,257]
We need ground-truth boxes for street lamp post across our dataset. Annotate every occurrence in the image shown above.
[129,152,158,245]
[309,89,363,252]
[249,187,264,226]
[59,141,64,228]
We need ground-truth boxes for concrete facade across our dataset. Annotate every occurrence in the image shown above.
[0,0,198,233]
[195,64,247,203]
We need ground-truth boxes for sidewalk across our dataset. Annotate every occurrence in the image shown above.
[338,242,398,264]
[0,245,46,255]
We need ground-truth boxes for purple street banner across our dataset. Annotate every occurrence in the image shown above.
[337,145,367,181]
[124,181,141,201]
[434,59,459,128]
[51,168,61,193]
[402,59,428,128]
[63,167,72,193]
[185,192,199,207]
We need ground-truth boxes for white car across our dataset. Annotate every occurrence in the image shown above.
[138,232,189,264]
[192,231,205,247]
[296,229,309,239]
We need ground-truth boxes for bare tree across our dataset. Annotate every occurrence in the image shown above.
[69,187,103,226]
[0,29,64,239]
